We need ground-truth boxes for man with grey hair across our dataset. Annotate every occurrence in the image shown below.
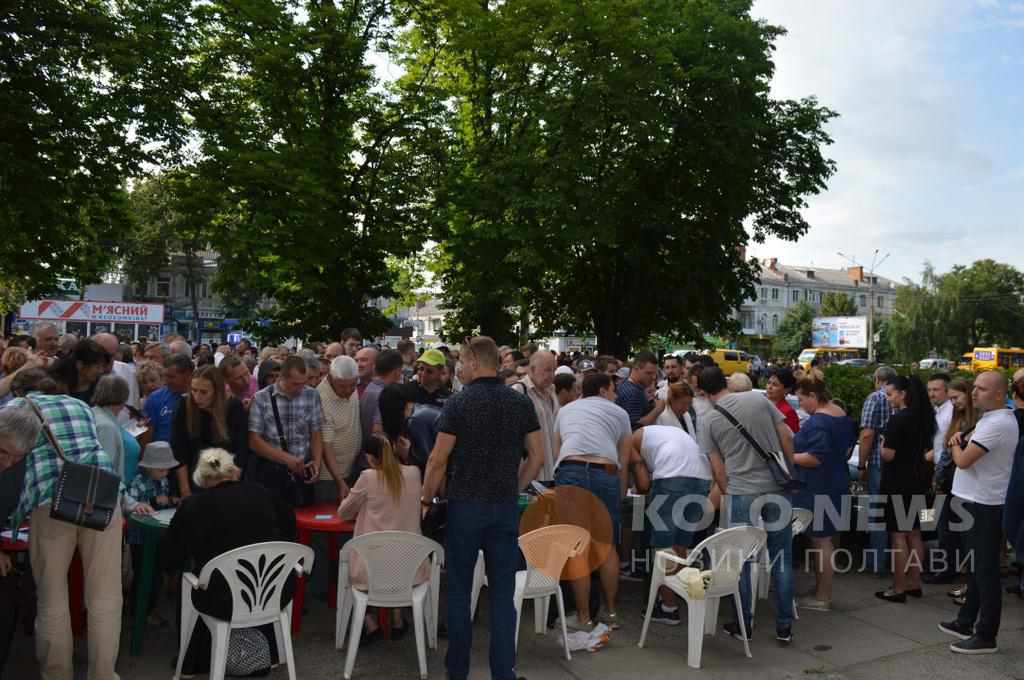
[511,350,559,480]
[57,333,79,359]
[144,342,170,366]
[858,364,897,575]
[0,393,123,680]
[316,355,359,502]
[93,332,140,412]
[297,348,321,388]
[169,339,192,358]
[32,323,59,358]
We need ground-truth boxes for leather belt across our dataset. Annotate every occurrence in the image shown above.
[560,459,618,475]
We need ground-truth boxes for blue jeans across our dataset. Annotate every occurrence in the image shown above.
[445,501,521,680]
[726,493,794,631]
[648,477,711,549]
[554,463,621,546]
[866,461,889,574]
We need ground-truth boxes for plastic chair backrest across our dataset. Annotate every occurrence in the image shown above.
[518,524,590,590]
[197,541,314,624]
[689,525,766,588]
[340,531,444,607]
[791,508,814,536]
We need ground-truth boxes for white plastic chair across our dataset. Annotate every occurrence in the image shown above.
[751,507,813,618]
[638,525,767,669]
[514,525,590,660]
[174,541,314,680]
[334,531,444,680]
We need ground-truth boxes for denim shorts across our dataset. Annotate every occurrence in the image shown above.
[554,463,621,546]
[648,477,712,549]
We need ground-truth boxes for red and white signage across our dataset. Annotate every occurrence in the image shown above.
[19,300,165,324]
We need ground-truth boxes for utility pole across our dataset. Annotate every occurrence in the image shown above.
[838,250,890,362]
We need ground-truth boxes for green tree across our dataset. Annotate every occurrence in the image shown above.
[183,0,433,342]
[0,0,193,298]
[773,301,815,359]
[402,0,836,355]
[935,259,1024,353]
[819,292,859,317]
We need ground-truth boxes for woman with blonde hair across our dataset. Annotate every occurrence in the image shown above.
[338,434,425,641]
[162,448,296,676]
[170,365,248,497]
[135,359,164,405]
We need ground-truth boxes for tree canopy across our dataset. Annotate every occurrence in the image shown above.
[819,292,859,318]
[773,301,815,359]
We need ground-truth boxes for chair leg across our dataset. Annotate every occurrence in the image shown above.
[424,585,437,650]
[412,598,428,680]
[208,620,230,680]
[335,587,352,650]
[703,596,720,636]
[274,608,287,668]
[277,609,298,680]
[470,550,484,620]
[555,587,571,662]
[174,591,198,680]
[534,595,546,635]
[343,598,367,680]
[686,599,706,669]
[638,573,661,648]
[430,563,440,646]
[513,590,524,652]
[793,596,800,621]
[734,592,752,659]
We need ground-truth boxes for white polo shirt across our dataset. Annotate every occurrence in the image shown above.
[952,408,1019,506]
[932,399,954,466]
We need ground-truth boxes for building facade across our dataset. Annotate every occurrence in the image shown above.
[128,250,230,344]
[738,258,897,338]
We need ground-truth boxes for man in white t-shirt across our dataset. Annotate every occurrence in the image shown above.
[553,372,632,631]
[939,371,1019,654]
[633,425,712,625]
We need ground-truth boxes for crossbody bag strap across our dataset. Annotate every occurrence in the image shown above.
[713,403,775,466]
[26,399,69,464]
[269,389,289,453]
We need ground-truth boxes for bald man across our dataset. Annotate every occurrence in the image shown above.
[94,332,140,411]
[511,350,559,480]
[941,371,1019,653]
[33,322,59,358]
[354,346,378,399]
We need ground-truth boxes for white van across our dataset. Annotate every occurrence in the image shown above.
[919,358,954,371]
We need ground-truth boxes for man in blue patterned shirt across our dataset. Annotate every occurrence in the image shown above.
[0,389,123,680]
[858,365,897,575]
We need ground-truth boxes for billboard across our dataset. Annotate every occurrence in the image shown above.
[812,316,868,349]
[19,299,165,324]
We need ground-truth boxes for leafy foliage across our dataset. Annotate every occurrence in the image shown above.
[772,301,815,359]
[819,292,859,318]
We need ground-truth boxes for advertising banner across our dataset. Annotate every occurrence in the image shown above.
[19,300,165,324]
[812,316,868,348]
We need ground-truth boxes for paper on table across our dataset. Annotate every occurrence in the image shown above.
[150,508,177,525]
[125,420,149,438]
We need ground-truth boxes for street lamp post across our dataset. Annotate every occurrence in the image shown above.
[838,249,890,363]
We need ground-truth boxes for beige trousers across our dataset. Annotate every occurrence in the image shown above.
[29,504,123,680]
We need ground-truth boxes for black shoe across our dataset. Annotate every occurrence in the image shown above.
[776,626,793,644]
[905,588,923,598]
[723,621,752,641]
[650,603,681,626]
[938,620,973,640]
[950,636,998,654]
[875,589,906,603]
[923,572,957,585]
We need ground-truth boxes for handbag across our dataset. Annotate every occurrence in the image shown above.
[713,403,804,496]
[265,390,312,508]
[27,399,119,531]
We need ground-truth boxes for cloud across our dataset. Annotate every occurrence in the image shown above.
[748,0,1022,281]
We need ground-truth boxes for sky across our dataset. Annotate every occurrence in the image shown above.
[747,0,1024,284]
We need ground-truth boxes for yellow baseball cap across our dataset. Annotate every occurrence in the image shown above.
[416,349,446,367]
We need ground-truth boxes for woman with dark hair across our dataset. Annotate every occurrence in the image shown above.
[766,367,800,433]
[377,383,414,464]
[170,365,249,497]
[48,338,108,402]
[792,377,854,611]
[876,375,936,603]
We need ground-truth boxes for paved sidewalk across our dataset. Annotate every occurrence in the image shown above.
[6,571,1023,679]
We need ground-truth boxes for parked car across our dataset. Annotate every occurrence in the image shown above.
[836,358,871,367]
[919,358,954,371]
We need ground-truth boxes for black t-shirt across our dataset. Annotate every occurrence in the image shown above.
[880,409,931,496]
[437,377,540,503]
[410,382,450,409]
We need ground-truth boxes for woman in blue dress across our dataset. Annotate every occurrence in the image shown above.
[792,376,854,611]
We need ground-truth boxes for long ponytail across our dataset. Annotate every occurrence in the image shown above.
[367,434,403,502]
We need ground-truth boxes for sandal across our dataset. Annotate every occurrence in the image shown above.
[875,589,906,603]
[948,584,967,598]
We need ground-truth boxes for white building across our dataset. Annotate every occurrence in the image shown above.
[738,258,897,338]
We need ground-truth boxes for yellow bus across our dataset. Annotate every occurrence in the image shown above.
[798,347,863,370]
[970,347,1024,372]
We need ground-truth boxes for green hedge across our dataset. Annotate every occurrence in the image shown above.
[822,364,1005,420]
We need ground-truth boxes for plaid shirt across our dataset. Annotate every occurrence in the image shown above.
[248,383,323,462]
[125,471,171,507]
[859,387,895,466]
[7,394,116,528]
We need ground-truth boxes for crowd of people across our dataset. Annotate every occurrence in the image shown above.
[0,324,1022,679]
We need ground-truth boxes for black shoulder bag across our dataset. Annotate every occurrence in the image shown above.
[713,403,804,496]
[267,391,312,508]
[28,400,119,531]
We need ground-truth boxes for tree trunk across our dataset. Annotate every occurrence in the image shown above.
[184,246,201,344]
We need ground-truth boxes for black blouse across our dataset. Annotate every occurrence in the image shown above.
[170,396,250,488]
